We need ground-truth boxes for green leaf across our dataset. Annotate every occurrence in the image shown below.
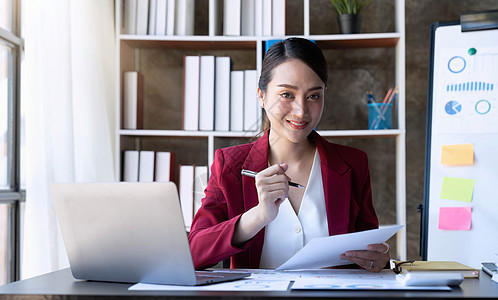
[329,0,371,15]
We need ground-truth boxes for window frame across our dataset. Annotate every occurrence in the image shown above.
[0,0,23,284]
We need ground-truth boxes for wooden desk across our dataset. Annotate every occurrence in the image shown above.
[0,268,497,299]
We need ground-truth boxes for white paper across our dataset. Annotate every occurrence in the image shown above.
[129,279,290,291]
[276,225,403,270]
[291,269,451,291]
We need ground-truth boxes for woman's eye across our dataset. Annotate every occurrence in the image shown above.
[280,92,293,99]
[308,94,321,100]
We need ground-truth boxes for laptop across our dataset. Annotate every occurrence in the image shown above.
[50,181,250,285]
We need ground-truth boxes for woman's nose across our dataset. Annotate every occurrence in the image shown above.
[292,97,307,117]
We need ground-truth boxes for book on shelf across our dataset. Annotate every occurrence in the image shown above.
[209,0,220,36]
[241,0,255,36]
[122,0,137,34]
[148,0,157,35]
[155,151,175,182]
[155,0,167,35]
[123,150,139,182]
[136,0,149,35]
[122,0,285,37]
[183,55,200,131]
[123,71,143,130]
[182,54,261,132]
[224,0,241,36]
[214,57,231,131]
[175,0,194,35]
[193,166,208,216]
[139,151,155,182]
[199,56,216,131]
[262,0,272,36]
[243,70,259,131]
[230,71,244,131]
[272,0,285,36]
[264,39,282,53]
[179,165,195,230]
[254,0,263,36]
[166,0,176,35]
[393,261,479,278]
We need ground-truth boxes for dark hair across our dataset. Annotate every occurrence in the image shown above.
[258,37,328,132]
[259,37,328,92]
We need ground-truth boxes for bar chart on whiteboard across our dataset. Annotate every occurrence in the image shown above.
[435,47,498,134]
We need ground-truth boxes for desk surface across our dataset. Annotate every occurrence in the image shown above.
[0,268,497,299]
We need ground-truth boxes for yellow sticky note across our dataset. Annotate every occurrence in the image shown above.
[441,144,474,165]
[440,176,474,202]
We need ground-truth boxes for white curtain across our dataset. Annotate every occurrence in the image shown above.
[21,0,116,279]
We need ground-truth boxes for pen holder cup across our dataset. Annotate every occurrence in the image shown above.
[368,103,393,130]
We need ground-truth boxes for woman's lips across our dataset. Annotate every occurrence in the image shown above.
[287,120,309,130]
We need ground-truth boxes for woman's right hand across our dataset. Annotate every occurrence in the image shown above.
[233,163,290,246]
[253,163,290,224]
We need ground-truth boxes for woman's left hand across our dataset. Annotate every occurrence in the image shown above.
[339,243,391,273]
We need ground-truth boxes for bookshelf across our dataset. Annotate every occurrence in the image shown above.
[114,0,406,260]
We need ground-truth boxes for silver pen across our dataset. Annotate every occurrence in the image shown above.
[241,169,305,188]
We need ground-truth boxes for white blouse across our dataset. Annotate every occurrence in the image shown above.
[259,150,329,269]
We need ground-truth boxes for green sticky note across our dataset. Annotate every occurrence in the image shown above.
[440,177,474,202]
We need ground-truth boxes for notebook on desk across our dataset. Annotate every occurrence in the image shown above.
[50,182,249,285]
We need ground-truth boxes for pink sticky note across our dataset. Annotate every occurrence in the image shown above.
[439,207,472,230]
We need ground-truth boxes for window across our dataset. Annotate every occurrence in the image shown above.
[0,0,22,285]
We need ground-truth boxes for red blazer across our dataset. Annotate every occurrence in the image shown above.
[188,130,379,269]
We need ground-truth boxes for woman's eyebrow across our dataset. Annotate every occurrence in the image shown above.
[276,84,324,92]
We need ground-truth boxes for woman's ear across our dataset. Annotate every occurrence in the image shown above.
[257,87,265,108]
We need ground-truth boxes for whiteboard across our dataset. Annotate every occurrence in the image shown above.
[422,22,498,268]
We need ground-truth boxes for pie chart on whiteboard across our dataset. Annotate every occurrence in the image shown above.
[445,100,462,115]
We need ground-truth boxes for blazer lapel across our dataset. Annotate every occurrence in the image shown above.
[313,132,352,236]
[241,130,270,267]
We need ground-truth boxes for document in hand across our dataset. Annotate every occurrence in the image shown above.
[276,225,403,270]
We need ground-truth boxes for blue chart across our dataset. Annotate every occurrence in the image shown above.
[445,100,462,115]
[346,284,383,289]
[303,284,341,288]
[446,81,494,92]
[475,99,491,115]
[448,56,466,73]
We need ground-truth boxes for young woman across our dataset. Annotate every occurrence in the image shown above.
[188,37,390,272]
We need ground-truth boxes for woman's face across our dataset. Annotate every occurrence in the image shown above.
[259,58,325,145]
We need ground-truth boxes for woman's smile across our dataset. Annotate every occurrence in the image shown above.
[287,120,309,130]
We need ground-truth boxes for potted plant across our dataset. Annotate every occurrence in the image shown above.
[329,0,372,34]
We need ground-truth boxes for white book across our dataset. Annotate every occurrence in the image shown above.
[244,70,259,131]
[214,57,231,131]
[123,71,143,129]
[183,56,200,131]
[155,151,174,182]
[139,151,155,182]
[179,165,195,229]
[262,0,272,36]
[230,71,244,131]
[123,150,139,182]
[155,0,167,35]
[193,166,208,216]
[175,0,195,36]
[148,0,157,35]
[272,0,285,36]
[209,0,220,36]
[224,0,241,36]
[136,0,149,35]
[254,0,263,36]
[123,0,137,34]
[166,0,176,35]
[199,56,215,131]
[241,0,255,36]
